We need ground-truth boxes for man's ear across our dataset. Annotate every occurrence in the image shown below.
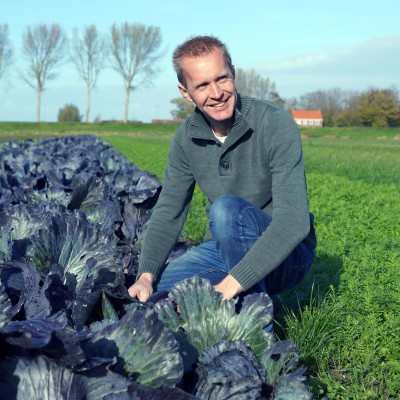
[178,83,193,103]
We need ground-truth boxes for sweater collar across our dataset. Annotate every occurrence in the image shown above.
[188,93,252,141]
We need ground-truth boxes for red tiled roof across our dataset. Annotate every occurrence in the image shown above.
[291,110,323,119]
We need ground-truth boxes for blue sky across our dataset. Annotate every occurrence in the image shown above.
[1,0,399,122]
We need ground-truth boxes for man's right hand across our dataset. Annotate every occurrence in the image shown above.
[128,272,154,302]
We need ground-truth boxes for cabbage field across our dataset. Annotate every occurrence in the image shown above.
[0,124,399,399]
[0,134,312,399]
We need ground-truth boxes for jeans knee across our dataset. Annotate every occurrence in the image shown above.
[210,196,272,243]
[210,195,240,222]
[209,195,243,238]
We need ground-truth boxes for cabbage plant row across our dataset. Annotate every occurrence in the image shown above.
[0,135,312,399]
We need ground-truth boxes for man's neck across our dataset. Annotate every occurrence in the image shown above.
[211,120,232,137]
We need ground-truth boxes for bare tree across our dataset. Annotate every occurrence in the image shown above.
[284,97,299,112]
[71,25,107,123]
[21,23,67,122]
[0,23,13,80]
[235,68,279,102]
[109,23,162,123]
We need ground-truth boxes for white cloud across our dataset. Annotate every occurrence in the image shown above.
[256,34,400,97]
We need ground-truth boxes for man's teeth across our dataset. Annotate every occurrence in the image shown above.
[214,101,226,107]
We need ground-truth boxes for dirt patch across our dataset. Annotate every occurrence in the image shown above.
[394,134,400,141]
[300,133,317,139]
[321,134,338,139]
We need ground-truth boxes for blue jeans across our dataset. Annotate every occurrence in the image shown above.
[155,195,314,297]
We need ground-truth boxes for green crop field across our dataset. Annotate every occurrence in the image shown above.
[1,122,400,398]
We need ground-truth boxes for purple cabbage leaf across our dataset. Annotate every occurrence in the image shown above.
[26,210,124,292]
[82,307,184,388]
[154,276,274,362]
[0,356,87,400]
[259,341,313,399]
[0,312,86,368]
[195,340,266,400]
[0,281,12,328]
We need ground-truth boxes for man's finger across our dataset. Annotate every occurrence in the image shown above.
[137,290,150,302]
[128,287,139,298]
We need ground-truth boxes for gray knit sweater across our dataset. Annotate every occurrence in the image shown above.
[137,94,316,291]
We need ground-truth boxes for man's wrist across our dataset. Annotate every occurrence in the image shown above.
[214,274,244,300]
[138,272,154,283]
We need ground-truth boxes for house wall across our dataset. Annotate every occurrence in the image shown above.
[294,118,323,127]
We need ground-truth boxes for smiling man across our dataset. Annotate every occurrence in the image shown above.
[177,46,237,138]
[128,36,316,320]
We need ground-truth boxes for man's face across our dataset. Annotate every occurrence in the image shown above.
[178,49,236,131]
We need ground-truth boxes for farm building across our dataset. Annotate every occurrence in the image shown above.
[291,110,323,127]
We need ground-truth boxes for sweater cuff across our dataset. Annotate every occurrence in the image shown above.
[229,259,263,292]
[137,258,163,282]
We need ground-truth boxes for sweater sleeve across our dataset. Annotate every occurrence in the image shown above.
[229,109,311,291]
[137,128,195,281]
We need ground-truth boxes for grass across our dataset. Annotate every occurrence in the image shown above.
[281,171,399,398]
[1,123,400,398]
[281,137,400,398]
[302,138,400,186]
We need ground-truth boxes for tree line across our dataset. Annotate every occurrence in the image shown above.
[2,22,399,127]
[287,86,400,128]
[0,22,162,123]
[171,69,400,128]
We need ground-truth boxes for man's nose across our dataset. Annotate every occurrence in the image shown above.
[209,82,223,99]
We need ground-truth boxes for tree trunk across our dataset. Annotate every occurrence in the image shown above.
[86,82,91,123]
[36,86,41,123]
[124,85,130,124]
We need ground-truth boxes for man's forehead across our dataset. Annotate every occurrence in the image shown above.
[181,50,227,73]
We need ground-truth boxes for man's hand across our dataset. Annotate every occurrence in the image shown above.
[128,272,154,302]
[214,274,243,301]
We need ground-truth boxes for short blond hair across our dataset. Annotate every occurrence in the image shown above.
[172,35,233,85]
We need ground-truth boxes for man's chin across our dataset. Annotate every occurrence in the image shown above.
[210,109,234,123]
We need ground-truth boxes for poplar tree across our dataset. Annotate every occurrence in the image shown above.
[71,25,107,123]
[21,23,67,122]
[109,23,162,123]
[0,23,13,80]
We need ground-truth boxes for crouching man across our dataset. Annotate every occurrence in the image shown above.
[128,35,316,321]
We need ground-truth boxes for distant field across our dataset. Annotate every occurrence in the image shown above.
[300,125,400,140]
[0,121,180,141]
[1,121,400,141]
[1,123,400,398]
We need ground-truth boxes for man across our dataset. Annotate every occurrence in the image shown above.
[128,35,316,307]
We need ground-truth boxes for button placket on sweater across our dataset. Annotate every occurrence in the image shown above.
[220,160,229,170]
[217,139,233,176]
[219,148,232,175]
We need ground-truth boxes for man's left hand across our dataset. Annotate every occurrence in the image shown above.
[214,274,243,301]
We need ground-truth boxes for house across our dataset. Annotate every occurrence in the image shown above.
[291,110,323,127]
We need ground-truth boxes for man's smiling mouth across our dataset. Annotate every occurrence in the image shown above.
[212,99,228,108]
